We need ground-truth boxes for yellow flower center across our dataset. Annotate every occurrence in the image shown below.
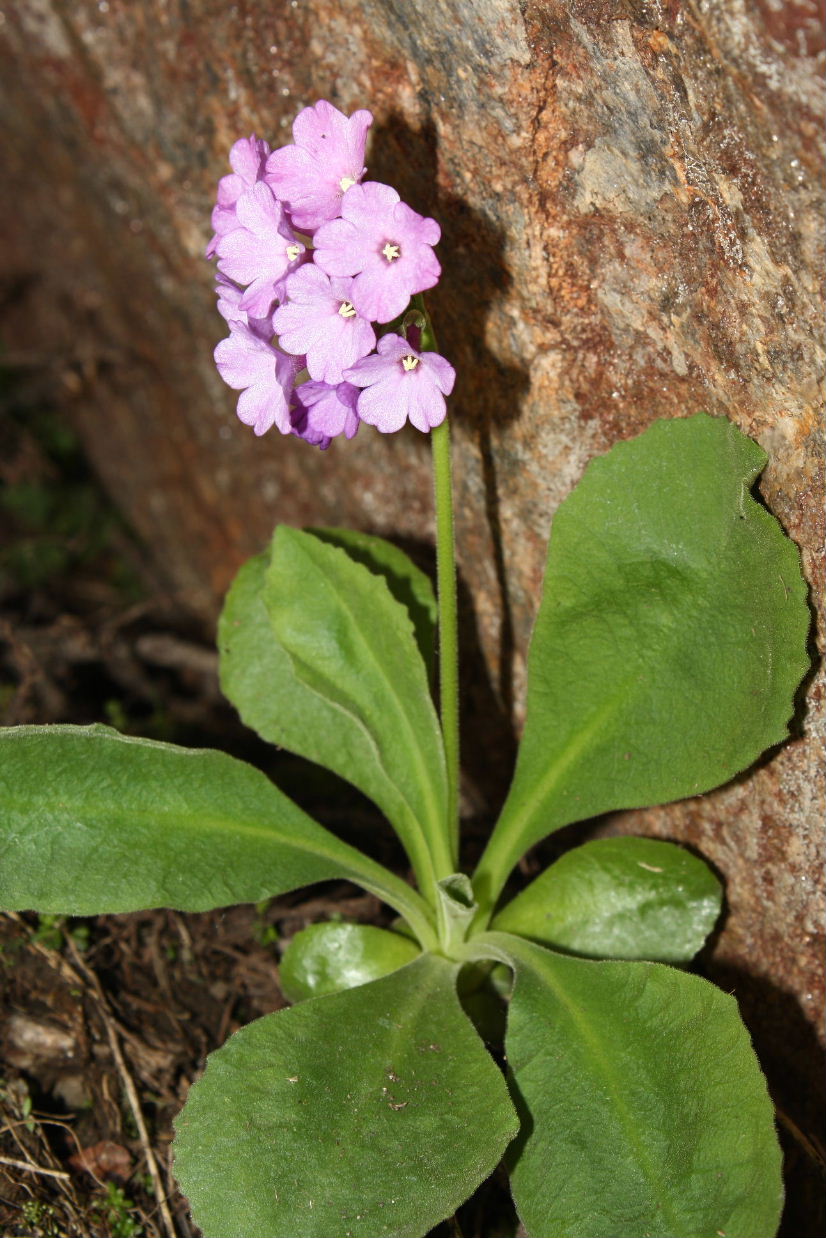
[338,301,357,318]
[286,244,301,261]
[339,176,356,192]
[382,242,401,262]
[402,355,419,372]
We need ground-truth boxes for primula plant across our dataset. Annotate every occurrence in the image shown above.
[0,101,812,1238]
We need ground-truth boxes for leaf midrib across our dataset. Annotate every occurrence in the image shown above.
[489,585,713,881]
[225,574,423,843]
[2,793,423,922]
[514,948,682,1233]
[276,639,437,848]
[278,538,448,858]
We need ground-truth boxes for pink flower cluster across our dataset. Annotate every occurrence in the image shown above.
[208,101,455,447]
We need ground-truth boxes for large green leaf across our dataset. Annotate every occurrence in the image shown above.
[221,552,443,888]
[308,528,437,672]
[492,837,722,962]
[263,526,451,884]
[475,415,810,904]
[174,952,518,1238]
[0,725,435,945]
[220,545,440,892]
[474,932,783,1238]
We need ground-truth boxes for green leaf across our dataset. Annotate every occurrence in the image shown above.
[265,526,451,884]
[220,540,448,890]
[475,415,810,904]
[0,725,436,945]
[174,953,519,1238]
[308,528,437,672]
[279,921,421,1004]
[492,837,722,962]
[475,932,783,1238]
[220,552,443,891]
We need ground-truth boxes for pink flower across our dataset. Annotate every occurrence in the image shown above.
[214,323,301,436]
[288,404,333,450]
[272,266,375,384]
[344,334,455,433]
[265,101,372,232]
[291,380,361,449]
[215,275,274,341]
[216,183,306,318]
[313,182,441,324]
[206,135,270,258]
[207,108,454,446]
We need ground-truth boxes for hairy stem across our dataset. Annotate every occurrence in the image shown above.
[404,297,460,878]
[431,417,460,867]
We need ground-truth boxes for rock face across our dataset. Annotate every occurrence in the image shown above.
[1,0,823,1216]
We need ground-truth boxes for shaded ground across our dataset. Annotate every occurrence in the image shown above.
[1,894,377,1238]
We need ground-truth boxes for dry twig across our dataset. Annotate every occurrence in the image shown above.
[63,937,179,1238]
[0,1155,71,1181]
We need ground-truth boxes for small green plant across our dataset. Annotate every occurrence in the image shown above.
[29,914,66,951]
[28,914,89,953]
[91,1182,144,1238]
[21,1199,62,1238]
[0,101,811,1238]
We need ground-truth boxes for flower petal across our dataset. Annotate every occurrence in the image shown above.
[265,102,372,231]
[421,351,456,395]
[355,375,409,433]
[312,218,363,277]
[237,383,283,436]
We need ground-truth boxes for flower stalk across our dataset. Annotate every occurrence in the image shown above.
[406,296,460,871]
[431,417,460,868]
